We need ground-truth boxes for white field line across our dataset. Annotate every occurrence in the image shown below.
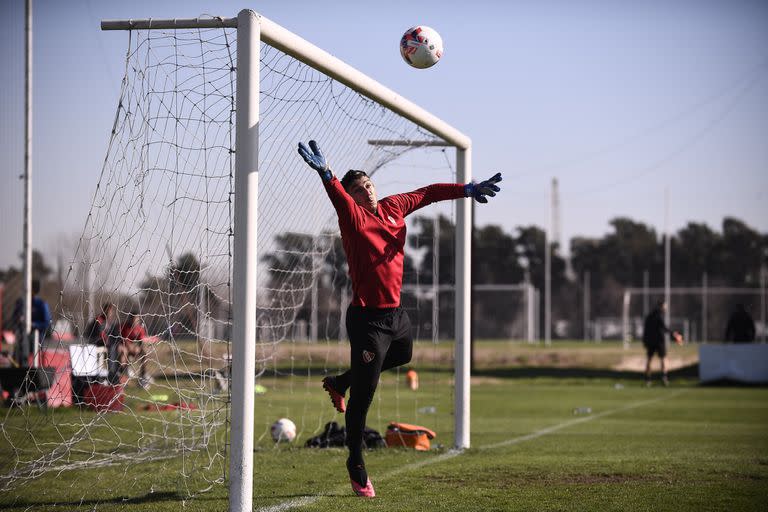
[481,390,687,451]
[255,390,686,512]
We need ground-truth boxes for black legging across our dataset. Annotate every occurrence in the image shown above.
[336,305,412,463]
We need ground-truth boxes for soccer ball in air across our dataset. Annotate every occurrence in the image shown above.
[271,418,297,443]
[400,26,443,69]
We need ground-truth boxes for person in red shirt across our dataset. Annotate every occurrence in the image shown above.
[120,313,151,389]
[299,140,502,497]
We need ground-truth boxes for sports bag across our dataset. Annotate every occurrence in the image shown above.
[305,421,385,449]
[385,422,436,451]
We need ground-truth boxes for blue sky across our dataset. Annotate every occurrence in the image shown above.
[1,0,767,269]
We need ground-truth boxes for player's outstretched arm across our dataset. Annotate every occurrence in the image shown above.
[464,172,502,203]
[297,140,333,182]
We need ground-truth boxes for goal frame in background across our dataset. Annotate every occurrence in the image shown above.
[621,286,766,348]
[102,9,472,511]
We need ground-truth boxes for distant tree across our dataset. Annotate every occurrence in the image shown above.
[571,236,605,286]
[514,225,569,336]
[719,217,764,286]
[261,232,351,338]
[170,252,201,293]
[407,215,456,285]
[570,218,660,324]
[0,250,53,283]
[514,225,567,289]
[474,224,525,284]
[603,217,660,286]
[572,218,660,287]
[671,222,721,285]
[168,252,202,335]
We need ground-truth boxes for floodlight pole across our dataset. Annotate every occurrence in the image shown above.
[622,290,631,349]
[527,281,536,343]
[664,188,671,328]
[22,0,33,367]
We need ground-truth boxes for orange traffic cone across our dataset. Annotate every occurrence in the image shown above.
[406,368,419,391]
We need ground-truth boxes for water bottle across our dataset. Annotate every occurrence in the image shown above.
[417,405,437,414]
[572,407,592,415]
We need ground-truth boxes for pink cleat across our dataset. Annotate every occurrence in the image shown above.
[350,478,376,498]
[322,377,346,413]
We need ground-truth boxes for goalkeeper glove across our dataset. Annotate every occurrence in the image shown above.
[464,172,502,203]
[298,140,333,181]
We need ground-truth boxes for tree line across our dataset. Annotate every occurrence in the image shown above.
[1,216,765,341]
[260,215,767,341]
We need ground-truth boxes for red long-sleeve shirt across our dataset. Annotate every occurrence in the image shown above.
[323,177,466,308]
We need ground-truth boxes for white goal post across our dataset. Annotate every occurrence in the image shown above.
[102,9,473,511]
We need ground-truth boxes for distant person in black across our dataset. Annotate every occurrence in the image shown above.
[724,304,756,343]
[642,301,683,386]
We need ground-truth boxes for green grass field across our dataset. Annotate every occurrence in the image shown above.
[1,368,766,511]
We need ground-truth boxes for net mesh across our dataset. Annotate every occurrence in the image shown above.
[0,23,457,504]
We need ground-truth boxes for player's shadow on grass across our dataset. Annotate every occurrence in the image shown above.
[0,491,216,510]
[258,364,702,380]
[253,492,347,499]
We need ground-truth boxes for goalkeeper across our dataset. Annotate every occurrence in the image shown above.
[298,140,501,498]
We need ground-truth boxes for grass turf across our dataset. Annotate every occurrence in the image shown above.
[1,373,766,511]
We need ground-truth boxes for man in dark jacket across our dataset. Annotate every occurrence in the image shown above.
[642,301,682,386]
[724,304,756,343]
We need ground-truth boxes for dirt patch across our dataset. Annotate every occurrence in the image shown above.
[612,355,699,372]
[110,338,701,379]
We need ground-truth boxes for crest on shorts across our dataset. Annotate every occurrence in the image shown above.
[362,350,375,363]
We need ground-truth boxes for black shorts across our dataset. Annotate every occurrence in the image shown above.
[644,342,667,358]
[345,306,413,371]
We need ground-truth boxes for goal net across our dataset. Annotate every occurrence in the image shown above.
[0,13,469,507]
